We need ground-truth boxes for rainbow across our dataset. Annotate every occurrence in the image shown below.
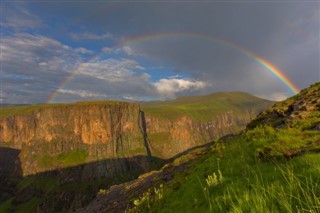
[47,32,299,103]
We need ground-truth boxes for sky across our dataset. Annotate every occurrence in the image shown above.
[1,1,319,104]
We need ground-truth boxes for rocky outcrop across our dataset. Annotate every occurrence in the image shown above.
[247,82,320,130]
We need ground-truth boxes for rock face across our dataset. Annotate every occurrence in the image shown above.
[145,110,257,158]
[0,102,149,177]
[0,102,142,148]
[0,94,273,212]
[0,100,268,177]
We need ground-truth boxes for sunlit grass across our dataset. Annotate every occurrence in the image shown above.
[133,124,320,212]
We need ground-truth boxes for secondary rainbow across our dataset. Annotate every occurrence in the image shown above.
[47,32,299,103]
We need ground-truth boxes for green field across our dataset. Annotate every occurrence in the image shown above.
[0,100,131,119]
[141,92,273,120]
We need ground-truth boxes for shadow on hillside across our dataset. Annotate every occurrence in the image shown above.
[0,146,23,203]
[0,141,216,212]
[167,141,215,162]
[0,146,22,178]
[0,154,164,212]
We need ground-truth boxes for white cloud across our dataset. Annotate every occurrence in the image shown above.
[122,95,144,101]
[69,32,114,40]
[101,47,113,52]
[0,33,84,103]
[169,74,183,79]
[77,58,145,82]
[75,47,93,54]
[121,46,135,55]
[113,46,136,56]
[101,46,136,56]
[1,3,43,30]
[259,92,289,101]
[154,78,209,99]
[1,33,157,103]
[57,89,109,99]
[1,33,211,104]
[1,33,82,76]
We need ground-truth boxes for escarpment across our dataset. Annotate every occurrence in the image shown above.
[0,93,273,212]
[0,96,272,177]
[0,102,149,177]
[145,109,258,158]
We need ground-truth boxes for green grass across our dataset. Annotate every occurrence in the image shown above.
[39,150,88,168]
[148,132,171,144]
[0,100,133,119]
[141,92,273,121]
[15,197,41,213]
[0,198,13,213]
[0,92,272,120]
[128,124,320,212]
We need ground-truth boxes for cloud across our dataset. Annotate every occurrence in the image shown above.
[154,78,209,99]
[115,46,135,56]
[4,2,318,103]
[69,32,114,40]
[101,46,135,55]
[76,58,145,82]
[122,95,143,102]
[57,89,109,99]
[1,33,82,103]
[101,47,113,52]
[1,33,81,76]
[1,3,43,30]
[259,92,289,101]
[75,47,93,54]
[1,32,213,104]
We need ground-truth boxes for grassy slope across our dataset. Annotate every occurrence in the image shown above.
[0,92,273,121]
[126,83,320,212]
[148,129,320,213]
[141,92,273,121]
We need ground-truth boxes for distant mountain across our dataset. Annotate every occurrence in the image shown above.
[0,103,30,107]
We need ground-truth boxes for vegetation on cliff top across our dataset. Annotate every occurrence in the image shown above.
[0,100,134,119]
[141,92,273,121]
[0,92,272,120]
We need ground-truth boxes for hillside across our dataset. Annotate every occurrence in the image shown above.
[0,92,272,212]
[141,92,272,158]
[141,92,271,120]
[79,82,320,212]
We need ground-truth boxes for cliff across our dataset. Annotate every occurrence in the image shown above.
[0,102,149,177]
[0,93,272,176]
[142,92,273,158]
[0,92,273,212]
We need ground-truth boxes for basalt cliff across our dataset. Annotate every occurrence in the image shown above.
[0,92,273,212]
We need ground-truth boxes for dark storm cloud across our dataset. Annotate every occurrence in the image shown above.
[29,2,319,98]
[2,2,319,103]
